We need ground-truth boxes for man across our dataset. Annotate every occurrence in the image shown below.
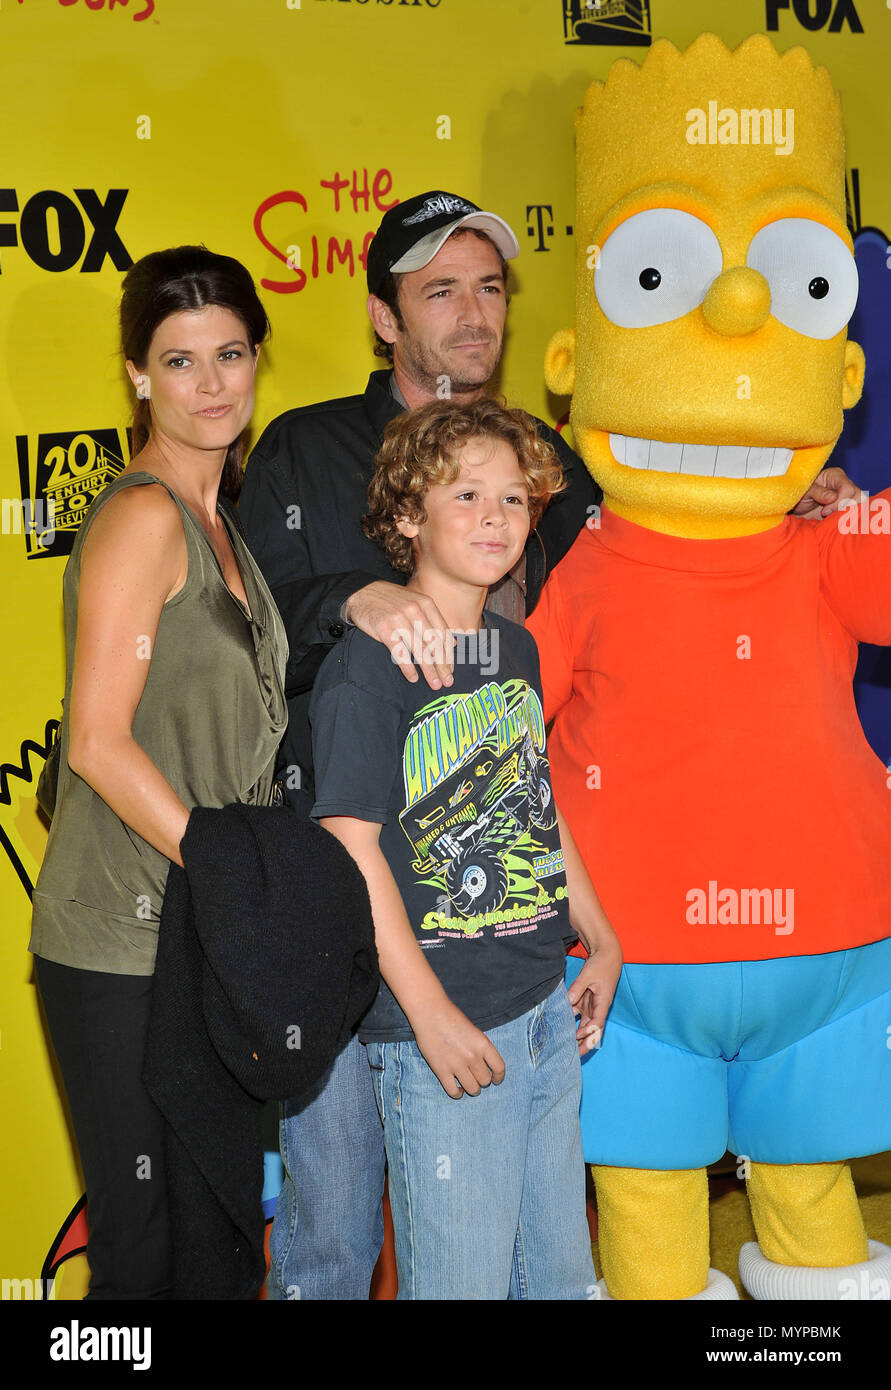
[240,191,600,1301]
[239,190,855,1300]
[240,192,601,808]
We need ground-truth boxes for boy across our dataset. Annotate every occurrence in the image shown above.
[309,398,621,1299]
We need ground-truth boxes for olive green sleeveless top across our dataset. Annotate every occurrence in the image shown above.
[30,471,288,975]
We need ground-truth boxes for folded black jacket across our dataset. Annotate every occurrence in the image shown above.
[143,802,378,1300]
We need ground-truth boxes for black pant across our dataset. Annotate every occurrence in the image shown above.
[36,956,171,1299]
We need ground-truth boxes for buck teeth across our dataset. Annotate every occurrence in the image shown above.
[609,435,794,479]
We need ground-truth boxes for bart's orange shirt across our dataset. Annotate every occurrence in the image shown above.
[528,494,891,964]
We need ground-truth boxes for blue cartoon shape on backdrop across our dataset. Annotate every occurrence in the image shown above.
[835,219,891,769]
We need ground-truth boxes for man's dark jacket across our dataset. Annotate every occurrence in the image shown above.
[238,369,601,797]
[143,803,378,1299]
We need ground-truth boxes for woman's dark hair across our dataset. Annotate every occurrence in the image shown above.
[119,245,270,500]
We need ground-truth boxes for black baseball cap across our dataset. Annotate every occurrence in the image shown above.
[366,191,520,295]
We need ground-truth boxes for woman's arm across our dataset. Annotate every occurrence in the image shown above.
[66,484,192,866]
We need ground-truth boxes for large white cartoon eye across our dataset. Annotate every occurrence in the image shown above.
[746,218,858,340]
[594,209,723,328]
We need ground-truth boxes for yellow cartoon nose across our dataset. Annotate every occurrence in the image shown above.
[701,266,772,337]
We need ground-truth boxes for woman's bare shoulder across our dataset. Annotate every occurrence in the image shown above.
[80,479,186,587]
[86,477,182,541]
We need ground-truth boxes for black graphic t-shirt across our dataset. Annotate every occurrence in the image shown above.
[310,613,571,1042]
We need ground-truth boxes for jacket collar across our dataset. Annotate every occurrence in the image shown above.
[364,368,404,436]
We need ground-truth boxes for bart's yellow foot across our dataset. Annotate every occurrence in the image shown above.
[741,1161,891,1299]
[747,1161,867,1265]
[592,1164,726,1300]
[595,1266,738,1301]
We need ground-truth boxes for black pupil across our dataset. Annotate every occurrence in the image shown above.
[639,267,661,291]
[809,276,829,300]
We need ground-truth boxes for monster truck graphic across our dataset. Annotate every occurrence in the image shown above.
[399,682,556,919]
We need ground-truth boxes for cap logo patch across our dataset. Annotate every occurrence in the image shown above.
[401,194,477,225]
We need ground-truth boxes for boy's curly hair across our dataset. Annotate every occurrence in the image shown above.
[363,397,566,575]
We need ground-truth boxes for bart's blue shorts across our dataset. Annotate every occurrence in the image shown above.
[567,936,891,1169]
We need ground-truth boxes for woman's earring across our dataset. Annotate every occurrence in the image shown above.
[136,375,151,400]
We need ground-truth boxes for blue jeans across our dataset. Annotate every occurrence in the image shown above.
[267,1033,386,1300]
[366,982,596,1300]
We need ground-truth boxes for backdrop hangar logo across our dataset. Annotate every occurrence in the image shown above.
[562,0,652,47]
[15,428,129,561]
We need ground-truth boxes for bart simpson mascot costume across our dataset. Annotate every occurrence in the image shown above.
[529,34,891,1300]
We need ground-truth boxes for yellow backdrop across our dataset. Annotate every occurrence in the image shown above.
[1,0,888,1293]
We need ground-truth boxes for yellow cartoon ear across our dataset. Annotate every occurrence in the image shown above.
[842,339,865,409]
[545,328,576,396]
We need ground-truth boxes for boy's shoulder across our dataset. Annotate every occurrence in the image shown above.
[484,609,536,643]
[312,612,541,710]
[312,626,408,707]
[481,609,541,668]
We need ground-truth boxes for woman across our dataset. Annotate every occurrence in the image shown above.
[30,246,288,1299]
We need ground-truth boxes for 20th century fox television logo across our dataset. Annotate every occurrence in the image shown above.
[13,428,129,559]
[563,0,652,46]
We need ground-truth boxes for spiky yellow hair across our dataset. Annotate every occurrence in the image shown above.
[575,34,845,229]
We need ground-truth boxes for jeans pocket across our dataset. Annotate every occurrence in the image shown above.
[365,1042,385,1122]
